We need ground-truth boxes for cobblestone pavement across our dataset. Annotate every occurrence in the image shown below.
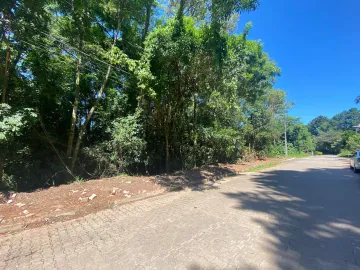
[2,156,360,269]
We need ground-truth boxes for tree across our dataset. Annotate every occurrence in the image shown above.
[315,130,342,154]
[331,108,360,131]
[1,0,319,191]
[344,134,360,153]
[307,116,332,136]
[0,104,36,186]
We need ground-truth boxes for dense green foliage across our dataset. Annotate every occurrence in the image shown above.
[1,0,314,191]
[308,108,360,155]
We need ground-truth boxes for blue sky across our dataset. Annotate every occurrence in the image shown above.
[236,0,360,123]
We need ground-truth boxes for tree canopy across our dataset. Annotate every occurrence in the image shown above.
[1,0,314,191]
[307,108,360,155]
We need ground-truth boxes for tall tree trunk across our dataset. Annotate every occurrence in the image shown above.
[0,11,11,184]
[141,3,152,43]
[71,62,113,171]
[67,55,82,158]
[67,2,84,163]
[193,94,197,168]
[174,0,185,35]
[165,131,169,174]
[70,15,121,170]
[0,154,4,185]
[177,0,186,20]
[2,11,11,104]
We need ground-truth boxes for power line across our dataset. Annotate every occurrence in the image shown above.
[19,39,130,87]
[60,0,145,53]
[0,18,133,76]
[35,28,133,76]
[122,39,145,52]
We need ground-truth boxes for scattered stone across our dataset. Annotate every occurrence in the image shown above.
[125,180,132,184]
[123,190,130,194]
[10,193,17,199]
[56,211,76,217]
[125,194,131,198]
[142,190,147,193]
[15,203,26,207]
[0,216,3,222]
[81,191,87,195]
[26,213,35,218]
[71,190,79,193]
[111,188,119,195]
[78,197,89,203]
[88,194,97,200]
[55,208,61,212]
[23,210,29,215]
[7,199,13,204]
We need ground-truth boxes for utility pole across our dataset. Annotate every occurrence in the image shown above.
[284,115,288,157]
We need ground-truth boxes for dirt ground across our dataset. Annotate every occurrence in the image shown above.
[0,157,283,234]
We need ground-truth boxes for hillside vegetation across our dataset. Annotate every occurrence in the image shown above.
[0,0,338,192]
[307,108,360,156]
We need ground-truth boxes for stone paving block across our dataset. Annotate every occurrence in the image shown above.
[0,156,359,270]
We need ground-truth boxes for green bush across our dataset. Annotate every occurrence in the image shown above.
[83,113,147,177]
[344,134,360,153]
[314,151,323,155]
[266,144,284,157]
[338,149,353,157]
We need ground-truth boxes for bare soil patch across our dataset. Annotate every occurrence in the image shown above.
[0,157,284,234]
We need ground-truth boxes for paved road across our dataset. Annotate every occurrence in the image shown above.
[1,156,360,269]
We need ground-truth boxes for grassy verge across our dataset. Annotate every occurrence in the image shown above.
[287,153,311,158]
[247,153,310,173]
[247,161,281,172]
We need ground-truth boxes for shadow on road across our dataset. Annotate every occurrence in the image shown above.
[156,166,235,191]
[223,164,360,269]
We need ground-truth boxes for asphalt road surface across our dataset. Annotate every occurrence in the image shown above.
[1,155,360,269]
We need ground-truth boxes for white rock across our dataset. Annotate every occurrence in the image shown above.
[15,203,26,207]
[23,210,29,215]
[142,190,147,193]
[6,200,13,204]
[10,193,17,199]
[123,190,130,194]
[81,191,87,195]
[88,194,97,200]
[125,194,131,198]
[78,197,89,202]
